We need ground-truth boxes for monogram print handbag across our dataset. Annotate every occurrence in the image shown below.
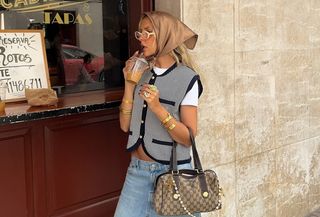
[153,128,223,216]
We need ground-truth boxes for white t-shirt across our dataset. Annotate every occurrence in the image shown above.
[153,66,199,106]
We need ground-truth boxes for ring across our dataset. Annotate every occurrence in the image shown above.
[143,91,150,98]
[149,85,158,92]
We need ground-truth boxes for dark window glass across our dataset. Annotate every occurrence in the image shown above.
[0,0,128,94]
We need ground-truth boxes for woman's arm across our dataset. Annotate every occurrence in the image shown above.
[152,105,197,146]
[119,52,139,132]
[139,84,197,146]
[119,85,135,132]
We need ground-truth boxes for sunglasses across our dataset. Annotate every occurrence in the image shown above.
[134,30,155,40]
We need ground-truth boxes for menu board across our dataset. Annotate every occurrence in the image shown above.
[0,30,50,102]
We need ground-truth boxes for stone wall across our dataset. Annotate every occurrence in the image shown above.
[156,0,320,216]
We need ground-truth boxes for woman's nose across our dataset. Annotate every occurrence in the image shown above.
[138,37,145,42]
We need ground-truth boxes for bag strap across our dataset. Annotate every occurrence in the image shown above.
[170,127,203,172]
[170,140,178,171]
[189,127,203,172]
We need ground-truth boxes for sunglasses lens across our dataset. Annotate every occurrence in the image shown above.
[135,31,153,40]
[142,31,149,39]
[135,31,142,39]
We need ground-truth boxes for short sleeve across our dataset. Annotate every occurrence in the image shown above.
[181,81,199,106]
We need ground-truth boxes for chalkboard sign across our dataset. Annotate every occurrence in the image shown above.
[0,30,50,102]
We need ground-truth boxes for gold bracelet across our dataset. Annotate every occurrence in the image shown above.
[119,107,132,115]
[120,110,132,115]
[167,123,176,131]
[161,113,173,125]
[122,99,133,104]
[119,107,132,112]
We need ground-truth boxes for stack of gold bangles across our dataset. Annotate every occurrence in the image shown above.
[120,99,133,115]
[119,107,132,115]
[161,112,176,131]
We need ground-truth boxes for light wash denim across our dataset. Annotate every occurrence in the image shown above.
[114,157,201,217]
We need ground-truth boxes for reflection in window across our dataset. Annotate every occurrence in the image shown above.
[0,0,128,94]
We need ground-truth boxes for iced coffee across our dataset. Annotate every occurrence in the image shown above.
[126,57,148,84]
[0,101,4,113]
[0,81,6,113]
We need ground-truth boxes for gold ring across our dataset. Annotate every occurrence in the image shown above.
[144,91,150,98]
[149,85,158,92]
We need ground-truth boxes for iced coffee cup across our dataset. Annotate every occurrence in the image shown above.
[0,81,7,113]
[126,57,149,84]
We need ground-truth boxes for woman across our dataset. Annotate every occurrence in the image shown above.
[76,54,96,84]
[115,11,203,217]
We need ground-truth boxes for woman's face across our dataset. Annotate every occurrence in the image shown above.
[138,17,157,57]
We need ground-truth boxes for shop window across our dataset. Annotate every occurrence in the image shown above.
[0,0,153,94]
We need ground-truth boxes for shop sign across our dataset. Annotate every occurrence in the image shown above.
[0,30,50,101]
[0,0,92,25]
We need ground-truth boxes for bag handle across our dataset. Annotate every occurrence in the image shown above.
[170,127,211,207]
[170,127,203,173]
[189,128,203,172]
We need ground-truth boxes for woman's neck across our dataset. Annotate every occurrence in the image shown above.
[154,54,175,68]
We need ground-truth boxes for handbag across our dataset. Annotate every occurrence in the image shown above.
[153,128,223,216]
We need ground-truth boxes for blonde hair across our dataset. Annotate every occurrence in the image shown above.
[170,44,198,73]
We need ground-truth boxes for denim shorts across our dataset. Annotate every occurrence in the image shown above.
[114,157,201,217]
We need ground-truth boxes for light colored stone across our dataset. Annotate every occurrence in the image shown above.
[155,1,320,216]
[308,137,320,211]
[197,121,234,166]
[274,0,311,49]
[275,101,309,147]
[274,51,311,146]
[197,52,235,165]
[235,74,276,159]
[310,99,320,138]
[183,0,234,54]
[276,183,309,217]
[235,51,274,75]
[309,11,320,47]
[236,151,277,217]
[276,138,319,217]
[310,49,320,99]
[154,0,181,19]
[235,51,275,159]
[203,163,236,217]
[236,0,276,51]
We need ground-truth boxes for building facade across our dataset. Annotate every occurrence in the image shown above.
[156,0,320,217]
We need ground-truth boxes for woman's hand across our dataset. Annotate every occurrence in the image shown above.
[139,84,161,112]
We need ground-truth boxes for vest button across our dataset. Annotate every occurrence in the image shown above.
[151,76,155,79]
[141,120,144,124]
[139,135,143,139]
[143,104,147,108]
